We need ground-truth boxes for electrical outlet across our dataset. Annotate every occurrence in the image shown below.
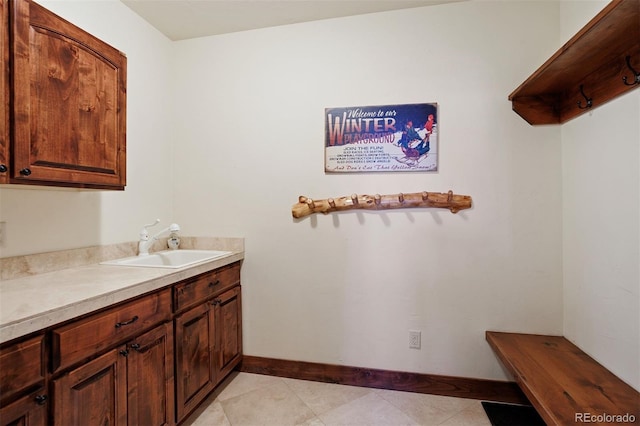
[409,330,421,349]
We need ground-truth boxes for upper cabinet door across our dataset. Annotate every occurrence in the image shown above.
[10,0,127,189]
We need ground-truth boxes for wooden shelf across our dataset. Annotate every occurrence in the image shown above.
[509,0,640,125]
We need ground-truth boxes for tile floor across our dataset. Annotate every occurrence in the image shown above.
[182,372,493,426]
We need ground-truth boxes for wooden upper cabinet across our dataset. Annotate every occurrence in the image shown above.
[509,0,640,125]
[9,0,127,189]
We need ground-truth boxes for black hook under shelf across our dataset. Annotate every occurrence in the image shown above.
[577,84,593,109]
[622,55,640,86]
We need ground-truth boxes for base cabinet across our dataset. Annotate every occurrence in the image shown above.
[174,285,242,423]
[216,287,242,381]
[174,303,216,422]
[53,347,127,426]
[0,388,47,426]
[1,261,241,426]
[125,322,174,426]
[52,322,174,426]
[0,334,46,426]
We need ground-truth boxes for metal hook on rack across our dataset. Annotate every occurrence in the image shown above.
[577,84,592,109]
[622,55,640,86]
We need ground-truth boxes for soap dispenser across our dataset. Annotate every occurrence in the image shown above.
[167,224,180,250]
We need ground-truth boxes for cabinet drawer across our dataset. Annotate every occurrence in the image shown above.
[174,262,240,312]
[52,289,171,373]
[0,335,45,404]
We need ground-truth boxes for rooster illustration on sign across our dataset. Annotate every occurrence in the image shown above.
[394,114,434,167]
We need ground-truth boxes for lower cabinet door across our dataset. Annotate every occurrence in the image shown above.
[0,388,47,426]
[215,286,242,381]
[174,302,215,422]
[53,348,127,426]
[126,322,175,426]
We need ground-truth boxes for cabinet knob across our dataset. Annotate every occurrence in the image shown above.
[19,168,32,176]
[35,394,48,405]
[0,164,7,173]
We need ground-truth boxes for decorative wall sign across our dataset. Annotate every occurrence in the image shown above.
[325,103,438,173]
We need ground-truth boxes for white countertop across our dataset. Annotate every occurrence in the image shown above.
[0,243,244,344]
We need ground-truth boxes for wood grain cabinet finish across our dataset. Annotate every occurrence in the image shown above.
[52,346,128,426]
[7,0,127,189]
[0,335,45,404]
[174,263,242,422]
[51,289,171,373]
[0,335,47,426]
[125,322,175,426]
[0,388,48,426]
[216,286,242,381]
[52,322,174,426]
[174,263,241,313]
[174,302,216,422]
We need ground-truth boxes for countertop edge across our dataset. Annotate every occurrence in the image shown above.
[0,251,244,345]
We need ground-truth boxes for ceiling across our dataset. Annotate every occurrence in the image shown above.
[121,0,464,41]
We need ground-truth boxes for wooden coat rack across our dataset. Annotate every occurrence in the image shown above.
[292,191,472,219]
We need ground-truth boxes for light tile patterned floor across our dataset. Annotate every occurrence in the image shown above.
[182,372,493,426]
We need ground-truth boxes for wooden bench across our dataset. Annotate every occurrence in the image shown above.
[486,331,639,426]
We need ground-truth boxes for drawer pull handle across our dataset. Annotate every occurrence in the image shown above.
[130,343,141,350]
[115,315,139,328]
[35,394,47,405]
[119,349,129,357]
[209,280,220,287]
[211,298,222,306]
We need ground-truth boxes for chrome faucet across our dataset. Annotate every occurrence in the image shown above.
[138,219,181,256]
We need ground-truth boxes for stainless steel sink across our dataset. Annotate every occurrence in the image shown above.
[101,250,232,269]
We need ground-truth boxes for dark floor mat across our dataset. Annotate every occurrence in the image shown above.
[481,401,546,426]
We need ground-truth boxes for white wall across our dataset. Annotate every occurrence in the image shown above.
[560,2,640,391]
[5,0,634,389]
[171,1,563,380]
[0,0,175,257]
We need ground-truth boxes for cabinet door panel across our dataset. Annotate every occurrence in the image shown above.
[10,0,126,189]
[174,303,215,422]
[216,286,242,381]
[126,322,175,426]
[53,348,127,426]
[0,388,47,426]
